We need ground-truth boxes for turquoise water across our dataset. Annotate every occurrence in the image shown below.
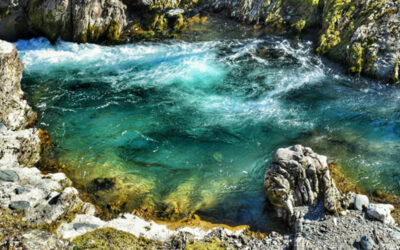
[16,37,400,231]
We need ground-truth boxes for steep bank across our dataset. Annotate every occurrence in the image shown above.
[0,0,399,81]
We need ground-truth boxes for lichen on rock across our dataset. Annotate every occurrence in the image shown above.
[264,145,347,225]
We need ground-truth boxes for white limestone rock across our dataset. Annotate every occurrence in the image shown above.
[367,203,395,225]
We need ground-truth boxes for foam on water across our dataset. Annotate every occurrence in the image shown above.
[16,37,400,231]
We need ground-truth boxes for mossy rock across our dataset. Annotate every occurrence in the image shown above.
[72,227,163,249]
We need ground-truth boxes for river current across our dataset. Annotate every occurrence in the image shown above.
[16,35,400,231]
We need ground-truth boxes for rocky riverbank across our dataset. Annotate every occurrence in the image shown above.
[1,0,399,82]
[1,39,400,248]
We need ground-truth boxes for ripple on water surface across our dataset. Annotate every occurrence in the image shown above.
[16,37,400,232]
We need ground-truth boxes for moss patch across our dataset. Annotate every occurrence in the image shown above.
[71,227,162,249]
[185,238,229,250]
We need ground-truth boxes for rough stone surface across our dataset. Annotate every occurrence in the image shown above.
[0,0,127,43]
[264,145,346,225]
[367,203,396,225]
[296,207,400,250]
[355,194,369,211]
[0,170,18,182]
[0,41,36,130]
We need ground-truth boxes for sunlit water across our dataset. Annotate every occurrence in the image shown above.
[16,36,400,231]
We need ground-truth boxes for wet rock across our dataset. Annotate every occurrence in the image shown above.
[355,194,369,211]
[71,0,127,43]
[0,170,19,182]
[9,200,30,210]
[264,145,346,225]
[367,204,395,225]
[360,235,374,250]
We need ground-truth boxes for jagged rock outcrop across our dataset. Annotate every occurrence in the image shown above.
[316,0,400,82]
[0,40,92,226]
[1,0,127,43]
[208,0,400,82]
[1,0,398,82]
[264,145,347,225]
[0,40,36,130]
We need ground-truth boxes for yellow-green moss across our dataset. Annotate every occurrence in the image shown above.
[81,20,121,44]
[316,0,353,54]
[71,227,162,249]
[185,238,230,250]
[291,19,306,32]
[173,14,185,31]
[348,44,364,75]
[393,60,399,83]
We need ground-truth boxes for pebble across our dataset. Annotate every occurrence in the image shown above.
[9,200,30,210]
[15,186,26,194]
[360,235,374,250]
[0,170,19,182]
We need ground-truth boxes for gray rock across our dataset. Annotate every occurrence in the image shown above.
[9,200,30,210]
[0,170,19,182]
[264,145,346,225]
[0,40,37,130]
[360,235,374,250]
[354,194,369,211]
[15,186,26,194]
[367,203,395,225]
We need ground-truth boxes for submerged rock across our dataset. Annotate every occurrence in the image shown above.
[264,145,347,225]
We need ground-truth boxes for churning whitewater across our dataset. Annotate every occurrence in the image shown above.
[16,37,400,231]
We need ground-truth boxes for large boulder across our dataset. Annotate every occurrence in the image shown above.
[0,0,127,43]
[264,145,347,224]
[71,0,127,43]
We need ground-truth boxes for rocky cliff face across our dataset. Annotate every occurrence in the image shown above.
[1,0,397,82]
[209,0,400,82]
[1,0,126,43]
[0,40,36,130]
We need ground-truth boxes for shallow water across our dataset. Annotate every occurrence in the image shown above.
[16,36,400,232]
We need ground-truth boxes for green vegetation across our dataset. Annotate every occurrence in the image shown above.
[71,228,162,249]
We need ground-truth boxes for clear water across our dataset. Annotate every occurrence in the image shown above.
[16,36,400,231]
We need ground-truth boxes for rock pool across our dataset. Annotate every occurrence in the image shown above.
[16,36,400,232]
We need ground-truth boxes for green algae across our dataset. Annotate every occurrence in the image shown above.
[81,20,122,44]
[71,227,163,249]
